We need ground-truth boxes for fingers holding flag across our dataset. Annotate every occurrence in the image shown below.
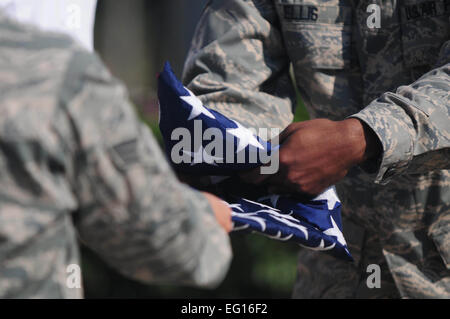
[240,118,379,197]
[158,62,353,261]
[203,192,232,233]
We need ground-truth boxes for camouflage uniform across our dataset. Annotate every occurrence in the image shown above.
[183,0,450,298]
[0,12,231,298]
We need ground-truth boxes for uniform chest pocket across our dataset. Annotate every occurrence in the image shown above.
[400,0,450,68]
[277,3,353,69]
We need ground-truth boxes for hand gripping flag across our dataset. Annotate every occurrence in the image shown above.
[158,62,352,261]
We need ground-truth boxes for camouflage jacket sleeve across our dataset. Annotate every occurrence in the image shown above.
[351,40,450,185]
[63,50,231,288]
[182,0,295,133]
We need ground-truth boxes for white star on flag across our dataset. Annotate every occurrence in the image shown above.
[231,211,267,231]
[227,120,264,152]
[300,239,336,251]
[265,231,293,241]
[324,216,346,246]
[158,61,353,261]
[313,186,340,210]
[180,88,215,120]
[307,239,336,251]
[229,204,244,212]
[183,146,223,166]
[258,194,281,207]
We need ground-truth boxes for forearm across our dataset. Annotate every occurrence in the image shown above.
[76,125,232,288]
[338,118,383,167]
[67,52,232,288]
[350,62,450,184]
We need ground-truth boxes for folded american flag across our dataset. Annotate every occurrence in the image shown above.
[158,62,352,261]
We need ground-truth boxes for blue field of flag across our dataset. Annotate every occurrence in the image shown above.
[158,62,352,261]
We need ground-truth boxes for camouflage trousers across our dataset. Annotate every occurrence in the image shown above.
[292,220,401,298]
[292,169,450,299]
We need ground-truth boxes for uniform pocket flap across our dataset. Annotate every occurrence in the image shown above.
[430,230,450,269]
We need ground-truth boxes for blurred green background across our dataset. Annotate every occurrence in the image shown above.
[82,0,309,298]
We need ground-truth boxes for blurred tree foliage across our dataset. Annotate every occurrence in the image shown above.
[82,0,311,299]
[82,235,300,298]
